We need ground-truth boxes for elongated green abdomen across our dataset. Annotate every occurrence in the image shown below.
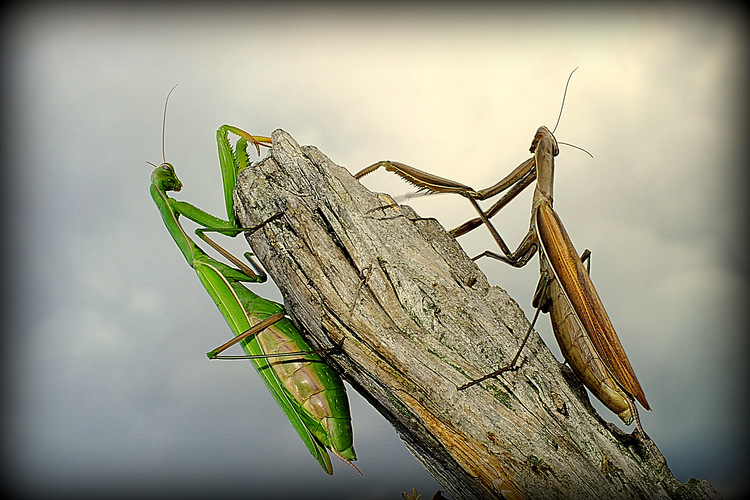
[228,283,355,460]
[253,318,355,460]
[193,257,356,468]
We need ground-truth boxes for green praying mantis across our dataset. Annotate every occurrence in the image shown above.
[149,89,358,474]
[354,78,650,434]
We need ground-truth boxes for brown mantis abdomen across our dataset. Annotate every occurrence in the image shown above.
[538,255,634,424]
[534,201,647,425]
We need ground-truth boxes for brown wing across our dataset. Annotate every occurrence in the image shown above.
[536,202,649,409]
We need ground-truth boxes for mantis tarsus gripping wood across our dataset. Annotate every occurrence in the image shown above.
[354,111,650,435]
[149,88,358,474]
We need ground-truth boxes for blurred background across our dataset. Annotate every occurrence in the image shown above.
[2,4,747,499]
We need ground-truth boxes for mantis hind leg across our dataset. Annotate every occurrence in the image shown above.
[458,274,552,391]
[207,312,345,360]
[580,248,591,274]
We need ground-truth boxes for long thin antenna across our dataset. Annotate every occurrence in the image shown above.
[162,84,179,163]
[552,67,578,134]
[558,141,593,158]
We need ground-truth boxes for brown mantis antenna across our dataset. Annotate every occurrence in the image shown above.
[552,67,578,134]
[553,68,594,158]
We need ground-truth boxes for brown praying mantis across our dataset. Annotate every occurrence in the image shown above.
[354,117,650,435]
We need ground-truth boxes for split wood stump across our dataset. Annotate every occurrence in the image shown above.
[234,129,719,500]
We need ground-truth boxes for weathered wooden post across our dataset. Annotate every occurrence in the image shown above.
[234,129,719,500]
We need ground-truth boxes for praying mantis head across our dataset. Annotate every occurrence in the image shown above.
[148,84,182,193]
[150,162,182,193]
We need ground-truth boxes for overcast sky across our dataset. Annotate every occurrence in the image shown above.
[3,4,747,499]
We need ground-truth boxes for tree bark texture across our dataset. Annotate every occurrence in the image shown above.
[233,129,720,500]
